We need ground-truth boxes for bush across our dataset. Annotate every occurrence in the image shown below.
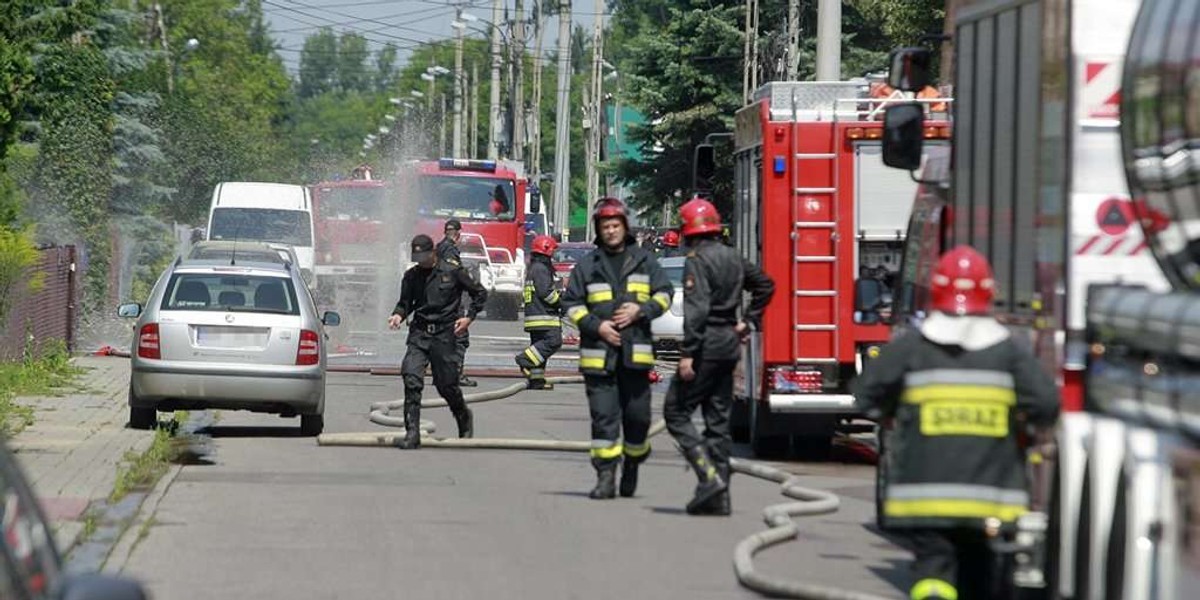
[0,225,41,323]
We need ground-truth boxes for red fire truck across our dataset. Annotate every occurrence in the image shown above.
[729,81,952,457]
[405,158,537,321]
[309,167,390,342]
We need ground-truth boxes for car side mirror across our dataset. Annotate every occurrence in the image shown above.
[117,303,142,318]
[529,184,541,214]
[692,144,716,194]
[888,47,932,92]
[322,311,341,327]
[882,103,925,171]
[58,573,148,600]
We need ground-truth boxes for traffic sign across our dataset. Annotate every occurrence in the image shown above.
[1096,197,1133,236]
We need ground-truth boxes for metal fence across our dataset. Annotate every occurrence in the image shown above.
[0,246,78,361]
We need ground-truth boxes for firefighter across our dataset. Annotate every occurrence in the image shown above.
[437,219,477,388]
[854,245,1059,600]
[562,197,674,499]
[657,229,686,258]
[387,234,489,449]
[515,234,563,390]
[664,197,775,515]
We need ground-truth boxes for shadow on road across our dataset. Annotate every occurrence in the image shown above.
[197,425,307,438]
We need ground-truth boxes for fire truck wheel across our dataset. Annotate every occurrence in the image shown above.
[749,400,788,458]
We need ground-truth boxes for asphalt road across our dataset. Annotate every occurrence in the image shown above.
[110,319,914,599]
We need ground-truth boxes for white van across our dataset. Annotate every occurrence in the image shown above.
[206,182,315,280]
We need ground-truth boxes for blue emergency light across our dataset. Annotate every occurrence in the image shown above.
[773,156,786,174]
[438,158,498,172]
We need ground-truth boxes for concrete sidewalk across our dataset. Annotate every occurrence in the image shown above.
[8,355,153,553]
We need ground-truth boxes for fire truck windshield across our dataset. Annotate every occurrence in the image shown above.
[319,187,385,220]
[418,175,516,221]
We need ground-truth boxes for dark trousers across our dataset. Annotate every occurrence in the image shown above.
[901,528,1006,599]
[402,328,468,417]
[663,358,737,474]
[455,329,469,375]
[585,365,652,463]
[517,328,563,379]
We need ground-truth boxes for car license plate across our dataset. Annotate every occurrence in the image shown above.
[195,326,270,349]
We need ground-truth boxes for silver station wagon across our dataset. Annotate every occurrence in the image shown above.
[118,257,340,436]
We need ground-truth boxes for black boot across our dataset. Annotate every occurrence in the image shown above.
[459,374,478,387]
[683,446,727,514]
[619,450,650,498]
[455,407,474,438]
[589,458,617,500]
[704,463,731,516]
[397,402,421,449]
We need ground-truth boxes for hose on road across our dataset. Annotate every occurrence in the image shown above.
[320,376,895,600]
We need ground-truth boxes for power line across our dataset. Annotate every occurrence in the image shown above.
[271,5,455,34]
[262,0,434,46]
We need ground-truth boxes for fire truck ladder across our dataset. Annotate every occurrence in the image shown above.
[789,89,840,365]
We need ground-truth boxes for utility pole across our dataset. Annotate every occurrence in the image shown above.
[742,0,759,103]
[552,0,572,239]
[488,0,503,159]
[471,62,480,158]
[815,0,841,80]
[584,0,603,243]
[153,4,173,94]
[440,93,447,157]
[530,3,545,177]
[513,0,526,162]
[427,56,436,110]
[453,9,466,157]
[786,0,799,80]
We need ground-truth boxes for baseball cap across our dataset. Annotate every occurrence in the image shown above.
[411,234,435,261]
[444,219,462,232]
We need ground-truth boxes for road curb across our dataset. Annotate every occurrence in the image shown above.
[101,461,182,576]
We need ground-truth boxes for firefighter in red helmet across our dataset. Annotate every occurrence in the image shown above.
[515,235,563,390]
[658,229,686,258]
[561,197,674,499]
[854,245,1059,599]
[663,196,774,514]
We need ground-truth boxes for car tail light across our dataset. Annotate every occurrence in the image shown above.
[297,329,320,365]
[137,323,160,359]
[768,367,823,393]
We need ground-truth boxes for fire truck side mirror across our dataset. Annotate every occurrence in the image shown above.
[882,103,925,171]
[888,47,932,92]
[529,183,541,214]
[693,144,716,194]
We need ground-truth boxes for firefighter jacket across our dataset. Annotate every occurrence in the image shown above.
[523,254,562,331]
[562,241,673,374]
[681,238,775,361]
[436,237,461,265]
[392,259,488,328]
[853,317,1059,530]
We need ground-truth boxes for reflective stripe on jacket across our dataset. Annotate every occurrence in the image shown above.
[560,241,673,374]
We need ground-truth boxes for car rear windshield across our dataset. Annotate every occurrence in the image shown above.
[161,272,300,315]
[209,207,312,246]
[552,247,591,263]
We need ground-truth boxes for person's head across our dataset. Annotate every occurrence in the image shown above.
[530,234,558,258]
[444,219,462,243]
[592,197,629,250]
[930,245,995,316]
[679,196,722,239]
[661,229,681,248]
[411,234,437,268]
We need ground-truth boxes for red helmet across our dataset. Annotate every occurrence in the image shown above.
[661,230,681,247]
[679,196,722,237]
[930,245,995,316]
[531,234,559,257]
[592,197,629,229]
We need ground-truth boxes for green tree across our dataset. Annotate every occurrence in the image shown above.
[299,28,337,98]
[374,42,399,93]
[337,32,370,93]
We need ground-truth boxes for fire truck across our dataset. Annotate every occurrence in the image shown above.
[728,81,952,456]
[309,167,391,343]
[404,158,538,321]
[880,0,1199,597]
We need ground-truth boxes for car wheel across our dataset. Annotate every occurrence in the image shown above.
[300,414,324,436]
[128,403,157,430]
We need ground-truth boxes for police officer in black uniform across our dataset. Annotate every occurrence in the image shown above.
[436,219,478,387]
[664,197,775,515]
[515,234,563,390]
[855,246,1058,600]
[388,234,488,449]
[562,197,673,499]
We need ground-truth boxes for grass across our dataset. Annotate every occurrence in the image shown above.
[109,412,185,503]
[0,341,83,435]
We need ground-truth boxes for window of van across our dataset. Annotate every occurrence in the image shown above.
[209,208,312,246]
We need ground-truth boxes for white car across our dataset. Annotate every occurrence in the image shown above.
[651,256,685,353]
[487,247,524,297]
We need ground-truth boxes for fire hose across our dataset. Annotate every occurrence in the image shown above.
[317,377,896,600]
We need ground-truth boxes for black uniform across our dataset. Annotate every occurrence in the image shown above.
[436,237,473,384]
[854,322,1058,599]
[561,239,673,498]
[664,237,774,514]
[515,253,562,388]
[392,258,488,448]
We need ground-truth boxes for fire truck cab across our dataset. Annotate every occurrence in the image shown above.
[730,81,951,456]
